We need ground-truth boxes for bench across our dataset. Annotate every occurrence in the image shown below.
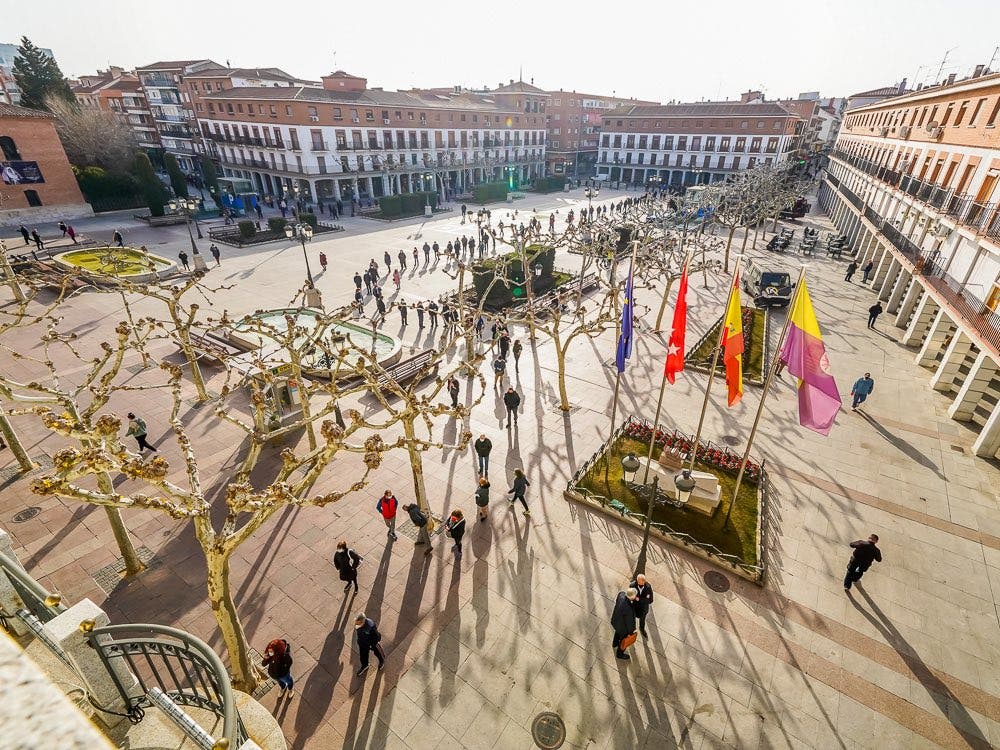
[374,350,438,391]
[185,331,243,363]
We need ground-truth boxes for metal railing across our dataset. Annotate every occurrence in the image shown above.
[0,550,67,626]
[89,624,248,747]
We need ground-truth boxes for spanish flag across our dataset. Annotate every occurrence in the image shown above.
[722,274,744,407]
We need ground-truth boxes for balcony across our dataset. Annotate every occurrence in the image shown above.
[310,141,329,151]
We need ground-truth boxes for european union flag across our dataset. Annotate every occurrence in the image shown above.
[615,262,635,374]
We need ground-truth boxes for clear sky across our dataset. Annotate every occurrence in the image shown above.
[7,0,1000,102]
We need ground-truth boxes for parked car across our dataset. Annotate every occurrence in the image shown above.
[742,258,794,308]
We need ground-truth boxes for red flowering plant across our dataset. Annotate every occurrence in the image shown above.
[620,421,762,484]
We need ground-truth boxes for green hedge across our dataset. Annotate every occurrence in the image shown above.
[531,175,567,193]
[473,182,509,204]
[377,192,437,218]
[267,217,288,233]
[238,220,257,239]
[379,195,402,218]
[299,212,318,230]
[472,246,557,310]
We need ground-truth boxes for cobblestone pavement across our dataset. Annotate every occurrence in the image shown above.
[1,190,998,749]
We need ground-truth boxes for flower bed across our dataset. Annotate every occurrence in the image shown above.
[622,422,762,484]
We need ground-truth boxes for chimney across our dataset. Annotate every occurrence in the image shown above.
[973,64,985,78]
[946,73,956,85]
[917,83,924,91]
[898,78,908,93]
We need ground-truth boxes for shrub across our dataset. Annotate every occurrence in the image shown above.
[531,176,567,193]
[299,212,318,230]
[379,195,402,218]
[267,217,288,233]
[473,182,508,204]
[237,221,256,240]
[133,152,166,217]
[164,153,188,198]
[472,246,556,309]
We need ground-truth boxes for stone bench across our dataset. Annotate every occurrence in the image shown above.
[635,457,722,516]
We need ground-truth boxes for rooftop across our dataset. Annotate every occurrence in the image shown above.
[0,102,53,119]
[605,102,801,118]
[203,85,524,113]
[184,66,302,82]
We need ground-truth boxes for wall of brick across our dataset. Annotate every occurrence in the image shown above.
[0,112,89,215]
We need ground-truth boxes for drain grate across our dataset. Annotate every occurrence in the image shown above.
[703,570,731,593]
[92,546,157,594]
[395,514,446,542]
[12,506,41,523]
[950,444,965,453]
[532,711,566,749]
[721,435,741,446]
[0,454,54,490]
[249,648,277,699]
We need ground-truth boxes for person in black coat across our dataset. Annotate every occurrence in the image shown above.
[333,541,362,593]
[844,534,882,591]
[503,387,521,428]
[611,589,638,660]
[261,638,294,697]
[628,574,654,638]
[353,614,385,675]
[445,509,466,559]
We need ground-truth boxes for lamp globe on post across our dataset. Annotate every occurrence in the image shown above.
[673,469,697,506]
[620,453,640,485]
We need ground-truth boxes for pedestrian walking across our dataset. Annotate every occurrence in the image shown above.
[178,251,190,271]
[469,236,476,257]
[398,249,407,270]
[445,509,466,559]
[354,271,363,292]
[403,503,433,553]
[498,332,510,359]
[844,260,858,282]
[210,244,221,265]
[843,534,882,591]
[861,260,874,283]
[611,588,639,660]
[113,230,124,247]
[333,541,362,593]
[428,300,439,327]
[319,252,328,272]
[867,301,883,329]
[363,269,373,295]
[628,574,654,639]
[492,355,507,388]
[412,246,419,266]
[66,225,77,244]
[474,315,486,339]
[353,614,386,676]
[474,434,492,476]
[125,412,157,453]
[377,490,399,541]
[392,269,401,290]
[511,339,523,372]
[461,203,467,222]
[261,638,294,698]
[58,221,67,237]
[416,302,425,328]
[255,203,264,220]
[398,300,408,326]
[507,468,530,515]
[851,372,875,411]
[475,477,491,522]
[384,250,392,272]
[31,229,44,252]
[18,225,30,245]
[447,376,460,408]
[424,242,432,263]
[375,296,387,322]
[503,386,521,428]
[354,289,364,310]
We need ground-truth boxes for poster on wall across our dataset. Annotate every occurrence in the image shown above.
[1,161,45,185]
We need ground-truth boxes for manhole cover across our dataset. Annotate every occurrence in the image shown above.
[531,712,566,749]
[703,570,731,593]
[721,435,741,446]
[12,506,41,523]
[950,444,965,453]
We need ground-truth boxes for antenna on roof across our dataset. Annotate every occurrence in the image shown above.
[226,59,231,69]
[332,50,337,69]
[519,65,523,83]
[935,46,957,84]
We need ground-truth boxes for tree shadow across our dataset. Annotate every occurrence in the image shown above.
[856,412,946,480]
[850,586,991,749]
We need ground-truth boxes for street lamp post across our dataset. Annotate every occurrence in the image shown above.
[632,469,696,577]
[423,171,434,216]
[284,222,315,286]
[167,197,205,269]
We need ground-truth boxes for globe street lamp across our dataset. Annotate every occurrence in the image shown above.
[167,196,205,268]
[284,222,315,285]
[423,172,434,216]
[632,468,697,577]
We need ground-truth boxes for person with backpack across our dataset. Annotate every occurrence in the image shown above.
[261,638,294,698]
[445,509,466,559]
[376,490,399,541]
[475,477,491,522]
[507,468,530,515]
[403,503,433,554]
[353,613,386,676]
[333,540,362,593]
[125,412,157,453]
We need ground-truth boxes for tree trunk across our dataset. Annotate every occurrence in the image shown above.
[653,276,678,332]
[402,417,430,513]
[119,291,150,368]
[205,549,259,692]
[0,410,34,472]
[555,332,571,411]
[723,226,737,273]
[178,336,209,402]
[0,242,26,303]
[96,472,146,576]
[289,355,316,450]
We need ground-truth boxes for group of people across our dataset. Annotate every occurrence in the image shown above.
[16,223,78,256]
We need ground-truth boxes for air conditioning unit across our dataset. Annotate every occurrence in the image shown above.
[352,117,360,123]
[879,126,889,137]
[383,118,390,125]
[929,127,944,140]
[899,125,911,139]
[309,115,319,122]
[924,120,939,133]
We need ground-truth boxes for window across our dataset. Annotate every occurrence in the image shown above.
[285,105,292,116]
[756,121,765,129]
[677,136,687,151]
[651,135,660,149]
[970,98,986,125]
[735,137,746,151]
[366,109,374,121]
[23,189,41,207]
[269,105,277,116]
[613,134,622,148]
[740,120,748,129]
[766,137,778,153]
[986,98,1000,127]
[705,136,715,151]
[663,136,673,150]
[750,137,761,152]
[626,135,635,148]
[237,104,243,113]
[308,106,318,119]
[227,103,234,114]
[691,136,701,151]
[310,129,324,149]
[772,121,781,129]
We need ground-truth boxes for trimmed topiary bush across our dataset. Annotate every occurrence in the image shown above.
[299,212,318,230]
[531,175,567,193]
[473,182,509,204]
[267,217,288,233]
[379,195,402,218]
[238,220,257,240]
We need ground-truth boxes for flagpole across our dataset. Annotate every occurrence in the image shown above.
[604,239,640,486]
[640,249,691,485]
[724,265,806,527]
[687,255,742,471]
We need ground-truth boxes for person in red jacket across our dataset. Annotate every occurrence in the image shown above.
[377,490,399,542]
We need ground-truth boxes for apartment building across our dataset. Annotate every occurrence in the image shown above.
[596,102,801,187]
[197,71,547,204]
[818,68,1000,457]
[72,68,160,150]
[544,89,654,177]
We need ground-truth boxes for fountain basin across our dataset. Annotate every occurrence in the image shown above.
[53,247,174,283]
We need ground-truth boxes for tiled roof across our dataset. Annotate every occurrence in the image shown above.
[849,85,910,99]
[493,81,550,96]
[0,103,54,119]
[604,102,800,118]
[203,86,522,113]
[185,66,300,81]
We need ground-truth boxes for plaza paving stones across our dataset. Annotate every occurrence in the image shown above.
[2,189,999,748]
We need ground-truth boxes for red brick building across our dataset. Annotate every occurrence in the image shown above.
[0,103,91,225]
